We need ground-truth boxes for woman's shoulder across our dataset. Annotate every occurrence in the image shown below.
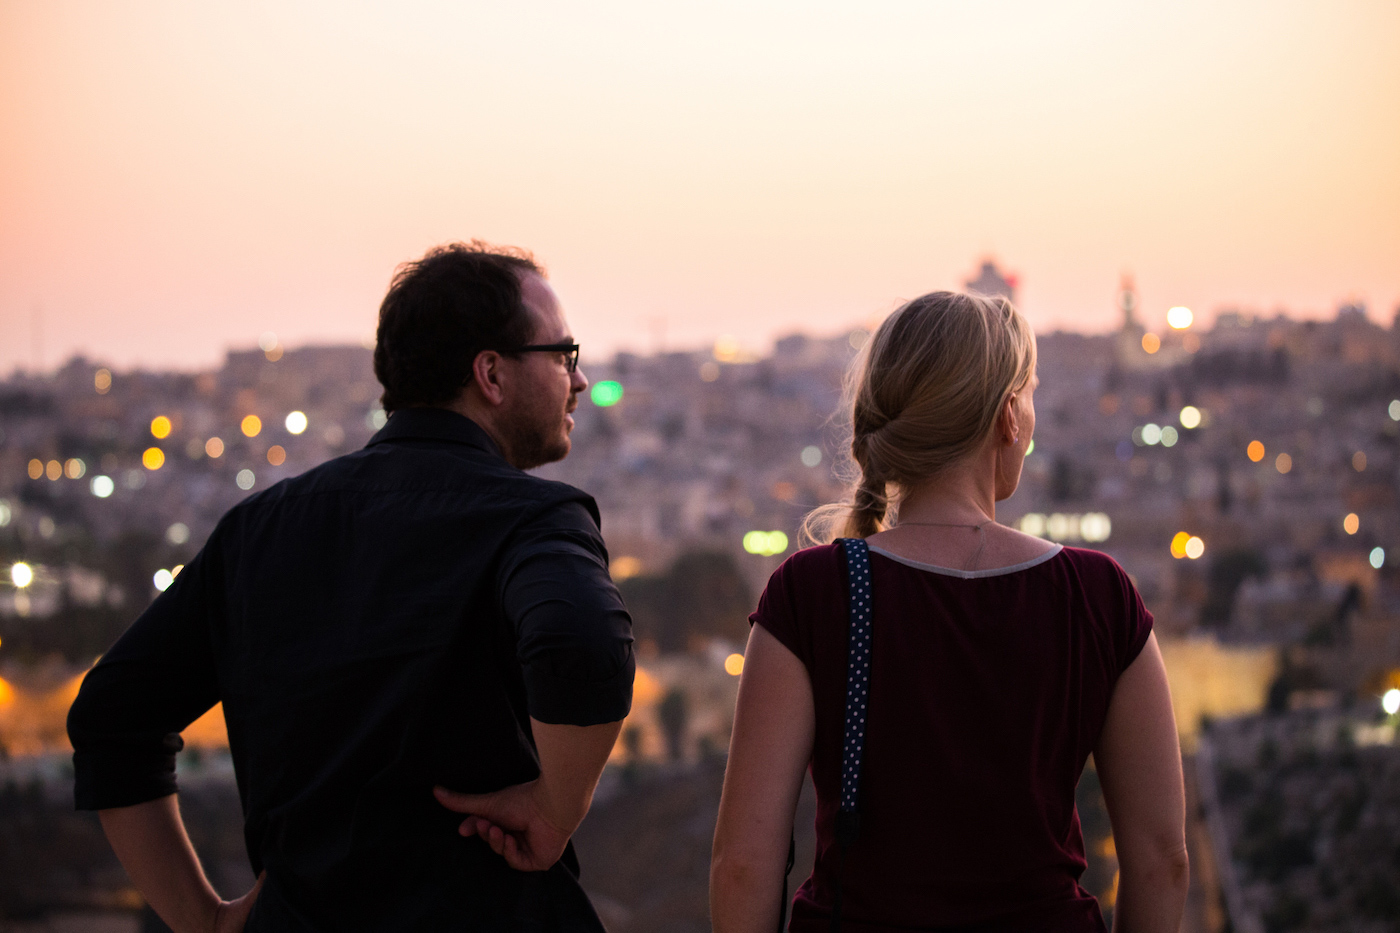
[773,540,848,580]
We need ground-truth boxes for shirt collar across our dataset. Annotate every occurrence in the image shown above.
[365,407,504,458]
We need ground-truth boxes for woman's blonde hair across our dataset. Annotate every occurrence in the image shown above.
[804,291,1037,542]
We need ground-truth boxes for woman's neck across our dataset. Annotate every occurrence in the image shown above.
[894,452,999,528]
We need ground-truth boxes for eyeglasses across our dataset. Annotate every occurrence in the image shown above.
[509,342,580,373]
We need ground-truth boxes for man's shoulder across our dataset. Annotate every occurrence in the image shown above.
[231,444,602,526]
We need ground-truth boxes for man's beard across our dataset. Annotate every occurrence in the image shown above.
[500,405,571,470]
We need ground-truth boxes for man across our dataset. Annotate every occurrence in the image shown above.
[68,242,635,931]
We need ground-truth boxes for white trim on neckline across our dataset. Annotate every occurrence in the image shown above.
[865,543,1064,579]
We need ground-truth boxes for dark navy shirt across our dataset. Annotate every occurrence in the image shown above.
[68,408,634,931]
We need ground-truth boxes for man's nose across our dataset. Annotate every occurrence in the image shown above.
[572,366,589,394]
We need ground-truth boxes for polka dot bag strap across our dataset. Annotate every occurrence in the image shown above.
[829,537,874,932]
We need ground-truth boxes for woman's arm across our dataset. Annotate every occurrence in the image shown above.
[711,623,815,933]
[1093,633,1189,933]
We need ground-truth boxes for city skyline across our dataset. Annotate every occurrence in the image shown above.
[2,1,1398,373]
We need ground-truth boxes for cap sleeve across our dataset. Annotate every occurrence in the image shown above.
[749,544,847,673]
[1115,560,1155,674]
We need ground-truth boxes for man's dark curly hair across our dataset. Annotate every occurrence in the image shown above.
[373,241,543,413]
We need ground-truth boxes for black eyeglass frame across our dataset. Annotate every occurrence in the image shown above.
[503,342,581,373]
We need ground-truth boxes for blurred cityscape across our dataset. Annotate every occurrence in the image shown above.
[2,264,1399,931]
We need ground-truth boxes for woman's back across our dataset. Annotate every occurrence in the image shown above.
[751,542,1153,932]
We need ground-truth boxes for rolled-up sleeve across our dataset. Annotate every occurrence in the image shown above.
[501,501,634,726]
[68,541,222,811]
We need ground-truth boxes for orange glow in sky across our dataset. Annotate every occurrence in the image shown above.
[1,2,1397,373]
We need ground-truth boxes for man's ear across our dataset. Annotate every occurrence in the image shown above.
[469,351,508,407]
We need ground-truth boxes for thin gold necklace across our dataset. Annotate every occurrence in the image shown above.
[894,519,993,572]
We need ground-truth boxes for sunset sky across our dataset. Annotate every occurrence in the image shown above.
[2,1,1397,374]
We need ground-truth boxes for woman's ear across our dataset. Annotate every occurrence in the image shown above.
[999,393,1020,446]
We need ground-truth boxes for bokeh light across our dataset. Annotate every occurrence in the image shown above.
[611,556,643,580]
[699,362,720,382]
[166,523,190,545]
[1179,406,1202,429]
[259,331,279,352]
[1185,536,1205,560]
[236,469,255,490]
[1369,547,1385,569]
[1247,441,1265,462]
[241,415,262,437]
[1141,333,1161,354]
[10,562,34,588]
[591,381,624,407]
[267,445,286,466]
[142,447,165,470]
[153,569,174,592]
[1166,306,1194,329]
[45,460,62,481]
[1171,532,1191,559]
[801,446,822,467]
[1383,689,1400,716]
[94,368,112,394]
[713,335,740,363]
[1352,450,1367,472]
[1160,426,1179,447]
[1343,513,1359,535]
[64,458,86,479]
[1390,400,1400,421]
[1275,453,1292,474]
[1141,423,1162,445]
[724,653,745,676]
[743,530,789,556]
[90,475,115,498]
[206,437,225,458]
[285,411,308,435]
[27,459,43,480]
[150,416,172,439]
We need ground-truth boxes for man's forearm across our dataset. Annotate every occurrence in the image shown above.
[100,795,221,933]
[529,717,623,833]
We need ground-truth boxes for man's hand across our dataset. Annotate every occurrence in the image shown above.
[434,781,573,872]
[212,873,265,933]
[434,717,624,872]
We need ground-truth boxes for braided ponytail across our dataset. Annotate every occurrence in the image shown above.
[802,290,1036,545]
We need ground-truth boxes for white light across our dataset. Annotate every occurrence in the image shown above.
[0,501,10,527]
[1179,406,1202,429]
[153,569,174,592]
[10,562,34,588]
[1019,513,1047,537]
[1141,423,1162,445]
[1160,426,1179,447]
[1383,689,1400,716]
[91,475,115,498]
[800,445,822,468]
[1167,306,1194,329]
[367,408,388,430]
[1369,547,1385,569]
[258,331,279,352]
[285,411,308,435]
[1185,536,1205,560]
[166,523,190,545]
[1390,400,1400,422]
[1080,513,1112,543]
[236,469,256,491]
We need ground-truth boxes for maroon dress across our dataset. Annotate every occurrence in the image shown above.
[751,542,1153,933]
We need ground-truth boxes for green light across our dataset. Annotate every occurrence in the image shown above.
[743,530,790,557]
[591,381,624,407]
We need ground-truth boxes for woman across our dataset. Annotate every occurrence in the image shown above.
[711,292,1187,933]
